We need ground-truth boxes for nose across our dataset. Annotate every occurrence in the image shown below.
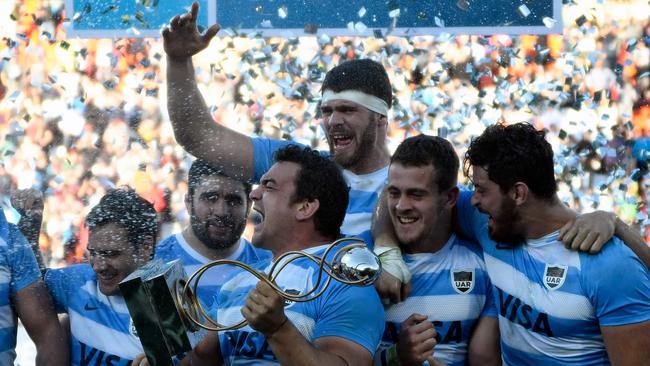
[394,195,411,213]
[470,194,479,207]
[326,111,345,127]
[210,199,228,216]
[249,186,262,201]
[91,256,108,272]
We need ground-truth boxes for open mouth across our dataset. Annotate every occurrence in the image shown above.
[397,216,418,225]
[330,133,353,150]
[251,207,264,225]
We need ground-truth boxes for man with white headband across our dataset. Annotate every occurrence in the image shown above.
[163,3,410,301]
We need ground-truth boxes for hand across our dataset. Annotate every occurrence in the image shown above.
[241,281,288,337]
[397,314,437,366]
[374,271,412,304]
[162,2,220,61]
[131,354,149,366]
[11,188,44,218]
[558,211,616,253]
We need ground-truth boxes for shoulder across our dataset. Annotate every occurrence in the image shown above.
[46,264,95,284]
[155,234,181,258]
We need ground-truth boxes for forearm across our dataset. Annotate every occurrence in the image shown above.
[166,57,216,151]
[615,218,650,271]
[266,323,350,366]
[166,56,253,180]
[34,325,68,366]
[372,190,399,249]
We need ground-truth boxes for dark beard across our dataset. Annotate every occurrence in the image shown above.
[190,208,245,251]
[331,114,377,170]
[488,197,525,247]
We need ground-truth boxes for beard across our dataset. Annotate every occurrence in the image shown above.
[488,197,525,247]
[329,114,378,170]
[190,207,246,251]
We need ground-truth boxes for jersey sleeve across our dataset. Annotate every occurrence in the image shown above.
[581,237,650,326]
[7,225,40,294]
[479,278,498,318]
[251,138,306,183]
[44,267,72,313]
[313,283,385,355]
[455,190,488,243]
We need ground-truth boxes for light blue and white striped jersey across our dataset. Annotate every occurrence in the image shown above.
[0,215,41,365]
[155,234,271,309]
[45,264,142,366]
[216,243,385,365]
[375,234,496,366]
[456,190,650,365]
[252,138,387,240]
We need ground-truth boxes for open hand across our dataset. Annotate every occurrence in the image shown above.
[162,2,220,61]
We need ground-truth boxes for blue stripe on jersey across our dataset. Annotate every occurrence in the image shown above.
[218,242,385,365]
[376,235,496,366]
[0,222,40,362]
[155,235,271,309]
[45,265,143,365]
[251,137,388,237]
[455,190,650,364]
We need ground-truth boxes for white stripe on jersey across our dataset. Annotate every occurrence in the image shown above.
[499,318,604,357]
[69,308,142,359]
[485,254,594,320]
[386,294,486,322]
[340,212,373,237]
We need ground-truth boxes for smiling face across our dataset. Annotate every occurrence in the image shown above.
[470,166,524,245]
[249,162,301,252]
[87,222,151,296]
[320,98,383,172]
[187,174,250,251]
[387,163,453,253]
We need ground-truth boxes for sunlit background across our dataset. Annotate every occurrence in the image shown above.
[1,0,648,362]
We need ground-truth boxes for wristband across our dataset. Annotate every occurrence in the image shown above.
[374,246,412,283]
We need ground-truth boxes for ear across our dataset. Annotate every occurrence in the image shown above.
[444,186,460,210]
[512,182,529,206]
[139,235,155,261]
[184,193,191,211]
[377,113,388,128]
[295,198,320,222]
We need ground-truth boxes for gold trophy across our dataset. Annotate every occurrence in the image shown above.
[120,238,381,366]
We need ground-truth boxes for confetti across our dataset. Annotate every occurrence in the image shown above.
[517,5,531,18]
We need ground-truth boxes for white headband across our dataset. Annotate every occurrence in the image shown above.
[321,90,389,116]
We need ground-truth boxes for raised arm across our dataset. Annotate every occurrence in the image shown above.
[11,188,46,273]
[163,2,254,181]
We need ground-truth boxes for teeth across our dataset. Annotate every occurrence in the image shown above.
[398,216,417,224]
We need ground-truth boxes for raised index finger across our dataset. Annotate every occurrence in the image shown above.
[190,1,199,21]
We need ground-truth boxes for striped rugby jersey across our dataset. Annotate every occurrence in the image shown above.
[456,190,650,365]
[252,138,387,240]
[0,216,41,365]
[375,234,497,366]
[155,235,271,310]
[216,243,385,365]
[45,264,142,366]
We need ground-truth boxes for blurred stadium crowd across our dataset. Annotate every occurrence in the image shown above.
[0,0,648,268]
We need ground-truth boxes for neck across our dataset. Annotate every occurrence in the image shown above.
[269,230,333,260]
[402,222,453,255]
[181,227,240,260]
[349,146,391,175]
[520,195,577,240]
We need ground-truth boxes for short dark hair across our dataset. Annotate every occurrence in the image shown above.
[321,59,393,111]
[464,123,557,200]
[274,145,349,239]
[86,187,158,249]
[391,135,459,192]
[188,159,252,198]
